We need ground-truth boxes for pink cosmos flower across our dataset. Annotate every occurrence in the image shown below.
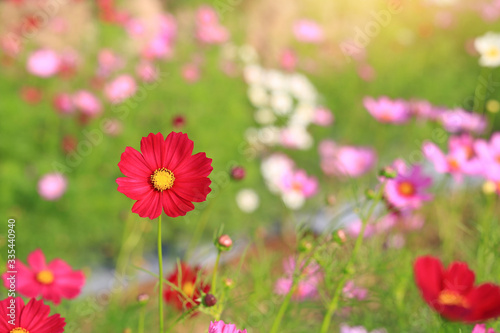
[136,61,159,83]
[363,96,411,124]
[474,132,500,181]
[182,63,201,83]
[473,324,497,333]
[279,169,318,209]
[343,281,368,300]
[440,109,487,134]
[408,99,443,121]
[97,49,123,77]
[319,140,377,178]
[196,6,229,44]
[73,90,102,117]
[384,160,433,210]
[275,256,323,301]
[424,137,482,181]
[52,93,74,114]
[2,249,85,304]
[357,64,376,82]
[280,48,297,72]
[293,19,324,43]
[37,173,67,201]
[340,324,387,333]
[346,219,377,239]
[313,107,334,126]
[27,49,60,78]
[104,74,137,104]
[209,320,247,333]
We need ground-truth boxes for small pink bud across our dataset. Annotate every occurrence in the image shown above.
[218,234,232,248]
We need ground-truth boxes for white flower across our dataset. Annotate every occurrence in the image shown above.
[280,126,313,150]
[254,108,276,125]
[248,85,268,107]
[257,126,281,145]
[270,91,293,115]
[475,32,500,68]
[243,64,264,85]
[261,153,295,193]
[264,69,287,91]
[239,44,259,64]
[288,103,316,127]
[289,73,318,102]
[236,189,260,213]
[282,191,305,210]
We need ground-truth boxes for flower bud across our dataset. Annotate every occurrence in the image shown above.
[230,166,246,180]
[137,293,149,305]
[365,189,377,200]
[223,278,234,288]
[333,230,346,244]
[203,294,217,307]
[217,234,233,252]
[379,166,397,179]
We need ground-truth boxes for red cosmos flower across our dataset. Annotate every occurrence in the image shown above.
[2,249,85,305]
[117,132,213,219]
[414,256,500,323]
[163,263,210,311]
[0,297,65,333]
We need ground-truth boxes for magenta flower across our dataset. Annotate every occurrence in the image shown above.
[274,256,323,301]
[52,93,74,114]
[340,324,387,333]
[293,19,324,43]
[423,138,482,181]
[473,324,497,333]
[73,90,102,117]
[2,249,85,304]
[136,61,159,83]
[363,96,410,124]
[343,281,368,300]
[38,173,67,201]
[346,219,377,239]
[319,140,377,178]
[280,48,297,72]
[182,63,201,83]
[209,320,247,333]
[27,49,60,78]
[408,99,443,121]
[474,132,500,181]
[384,160,433,210]
[279,169,318,209]
[440,108,487,134]
[313,107,334,126]
[97,49,123,77]
[104,74,137,104]
[196,6,229,44]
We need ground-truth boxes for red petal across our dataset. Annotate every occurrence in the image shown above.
[118,146,153,178]
[163,132,194,171]
[140,132,165,170]
[444,262,475,294]
[117,177,153,200]
[172,177,212,202]
[27,249,47,271]
[131,190,163,219]
[414,256,444,306]
[173,152,213,179]
[465,283,500,322]
[162,191,194,217]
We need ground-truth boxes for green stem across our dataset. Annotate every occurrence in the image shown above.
[269,283,296,333]
[319,185,384,333]
[138,306,145,333]
[211,251,221,295]
[158,215,164,333]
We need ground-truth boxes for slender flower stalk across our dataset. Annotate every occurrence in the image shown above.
[158,215,164,333]
[319,184,385,333]
[211,251,222,295]
[138,306,146,333]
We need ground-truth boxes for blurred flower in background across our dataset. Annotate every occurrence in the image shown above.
[37,173,68,201]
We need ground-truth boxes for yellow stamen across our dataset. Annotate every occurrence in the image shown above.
[448,158,460,171]
[438,290,468,308]
[397,181,415,196]
[151,168,175,191]
[36,270,54,285]
[487,47,500,58]
[10,328,29,333]
[182,282,195,297]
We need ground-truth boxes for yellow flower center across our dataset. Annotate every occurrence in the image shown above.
[10,328,29,333]
[151,168,175,191]
[397,181,415,196]
[182,282,195,297]
[487,47,500,58]
[448,158,460,171]
[36,270,54,285]
[438,290,468,308]
[496,155,500,164]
